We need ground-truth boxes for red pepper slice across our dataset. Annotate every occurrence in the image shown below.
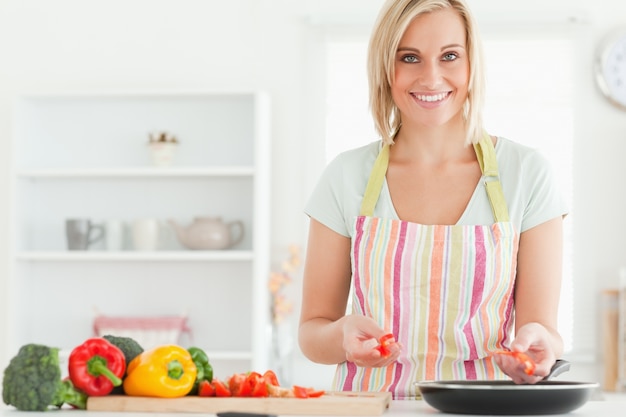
[292,385,325,398]
[262,370,280,386]
[68,338,126,396]
[514,352,537,376]
[213,379,232,397]
[305,387,325,398]
[198,380,216,397]
[228,373,246,396]
[251,379,269,397]
[293,385,309,398]
[225,371,280,397]
[494,350,536,376]
[379,333,395,346]
[209,370,323,399]
[375,333,395,358]
[240,372,262,397]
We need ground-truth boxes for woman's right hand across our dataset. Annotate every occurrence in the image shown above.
[342,315,402,368]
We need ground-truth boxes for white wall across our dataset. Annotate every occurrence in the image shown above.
[1,0,626,387]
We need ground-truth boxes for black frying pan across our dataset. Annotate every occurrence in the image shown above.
[415,360,599,415]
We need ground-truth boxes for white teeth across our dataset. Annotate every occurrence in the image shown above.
[415,92,448,102]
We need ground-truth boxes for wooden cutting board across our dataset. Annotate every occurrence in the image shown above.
[87,392,392,415]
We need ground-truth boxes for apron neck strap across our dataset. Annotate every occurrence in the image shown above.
[360,144,390,217]
[359,135,509,223]
[474,134,498,176]
[474,134,509,223]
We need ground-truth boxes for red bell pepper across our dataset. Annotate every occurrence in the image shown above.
[68,338,126,396]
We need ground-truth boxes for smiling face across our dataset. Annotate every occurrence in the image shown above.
[391,7,470,133]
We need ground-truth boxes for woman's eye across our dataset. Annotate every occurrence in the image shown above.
[402,55,419,63]
[442,52,459,61]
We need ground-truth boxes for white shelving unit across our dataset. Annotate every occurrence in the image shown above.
[7,91,271,377]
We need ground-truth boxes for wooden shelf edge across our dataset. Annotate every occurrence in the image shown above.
[14,250,254,262]
[15,166,255,178]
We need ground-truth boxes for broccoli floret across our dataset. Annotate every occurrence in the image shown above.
[2,343,87,411]
[101,335,143,368]
[102,335,144,394]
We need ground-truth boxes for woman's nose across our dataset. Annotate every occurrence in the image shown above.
[418,61,442,88]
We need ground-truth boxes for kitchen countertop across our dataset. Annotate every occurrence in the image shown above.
[1,393,625,417]
[390,393,626,416]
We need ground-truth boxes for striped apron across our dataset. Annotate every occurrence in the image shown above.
[332,135,519,399]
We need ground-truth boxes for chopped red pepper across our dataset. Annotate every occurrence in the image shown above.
[198,380,216,397]
[68,338,126,396]
[293,385,309,398]
[213,379,232,397]
[251,380,269,397]
[262,370,279,386]
[376,333,396,358]
[306,388,325,398]
[244,372,264,397]
[228,373,247,396]
[494,350,536,376]
[208,370,323,399]
[292,385,325,398]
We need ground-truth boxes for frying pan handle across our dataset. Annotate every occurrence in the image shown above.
[543,359,571,380]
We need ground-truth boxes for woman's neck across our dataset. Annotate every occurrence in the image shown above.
[390,122,472,165]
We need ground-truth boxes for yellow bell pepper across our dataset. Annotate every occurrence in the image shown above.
[123,345,197,398]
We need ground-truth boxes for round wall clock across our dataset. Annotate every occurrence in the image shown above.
[595,27,626,110]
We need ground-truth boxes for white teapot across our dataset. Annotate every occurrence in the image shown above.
[168,217,244,250]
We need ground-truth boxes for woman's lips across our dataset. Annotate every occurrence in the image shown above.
[410,91,451,108]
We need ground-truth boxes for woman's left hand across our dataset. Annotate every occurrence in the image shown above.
[493,322,557,384]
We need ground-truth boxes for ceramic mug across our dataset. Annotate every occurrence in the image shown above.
[105,219,126,251]
[65,219,104,251]
[132,218,160,251]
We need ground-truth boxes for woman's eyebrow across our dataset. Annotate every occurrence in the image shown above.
[396,43,466,53]
[441,43,466,50]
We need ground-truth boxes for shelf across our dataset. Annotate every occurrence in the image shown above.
[14,250,254,262]
[16,166,255,179]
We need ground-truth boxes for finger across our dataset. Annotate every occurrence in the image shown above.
[510,339,531,353]
[370,352,400,368]
[494,354,529,380]
[362,338,379,350]
[347,343,382,363]
[348,343,401,368]
[344,335,376,354]
[516,371,544,384]
[509,328,537,352]
[384,342,402,357]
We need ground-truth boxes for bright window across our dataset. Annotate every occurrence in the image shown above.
[324,32,574,351]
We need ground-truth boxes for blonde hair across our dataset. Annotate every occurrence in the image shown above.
[368,0,486,145]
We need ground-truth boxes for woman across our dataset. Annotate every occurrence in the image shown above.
[298,0,566,400]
